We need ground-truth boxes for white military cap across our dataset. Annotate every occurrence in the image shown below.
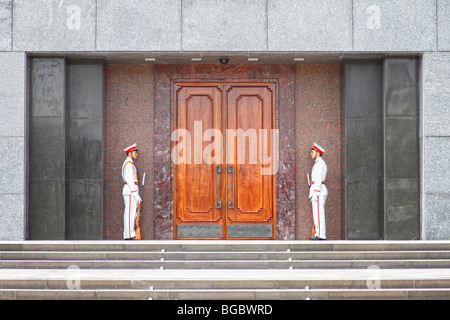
[123,143,138,153]
[312,143,325,154]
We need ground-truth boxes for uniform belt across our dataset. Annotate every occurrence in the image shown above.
[311,181,325,184]
[124,182,139,185]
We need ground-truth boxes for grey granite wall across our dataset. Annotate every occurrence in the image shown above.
[0,52,26,240]
[0,0,449,239]
[0,0,440,53]
[344,60,384,240]
[65,60,104,240]
[423,52,450,240]
[27,59,104,240]
[28,58,66,240]
[345,58,421,240]
[383,58,420,240]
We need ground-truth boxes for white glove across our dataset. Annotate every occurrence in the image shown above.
[134,194,142,203]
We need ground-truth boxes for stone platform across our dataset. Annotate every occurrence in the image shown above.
[1,240,450,300]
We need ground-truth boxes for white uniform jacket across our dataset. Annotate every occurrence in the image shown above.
[122,158,139,196]
[309,157,328,199]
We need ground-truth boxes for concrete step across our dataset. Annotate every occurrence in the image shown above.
[2,240,450,252]
[2,267,450,300]
[2,250,450,260]
[2,269,450,290]
[2,288,450,300]
[2,258,450,269]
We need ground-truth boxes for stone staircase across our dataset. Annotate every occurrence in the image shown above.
[1,240,450,300]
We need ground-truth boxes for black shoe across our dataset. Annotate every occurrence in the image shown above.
[310,236,326,240]
[125,237,135,240]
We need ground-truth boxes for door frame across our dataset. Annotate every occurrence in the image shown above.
[171,80,278,240]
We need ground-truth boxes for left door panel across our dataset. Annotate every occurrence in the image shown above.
[174,84,225,238]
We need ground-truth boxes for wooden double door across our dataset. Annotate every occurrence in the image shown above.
[173,82,277,239]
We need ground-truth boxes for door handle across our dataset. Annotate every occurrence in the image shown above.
[215,165,221,208]
[228,165,235,208]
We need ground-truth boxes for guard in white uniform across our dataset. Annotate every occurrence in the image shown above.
[309,143,328,240]
[122,143,142,240]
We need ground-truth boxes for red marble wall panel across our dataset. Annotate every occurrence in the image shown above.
[295,64,344,240]
[102,63,344,240]
[103,64,155,240]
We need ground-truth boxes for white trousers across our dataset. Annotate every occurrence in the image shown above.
[311,195,326,239]
[123,194,138,239]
